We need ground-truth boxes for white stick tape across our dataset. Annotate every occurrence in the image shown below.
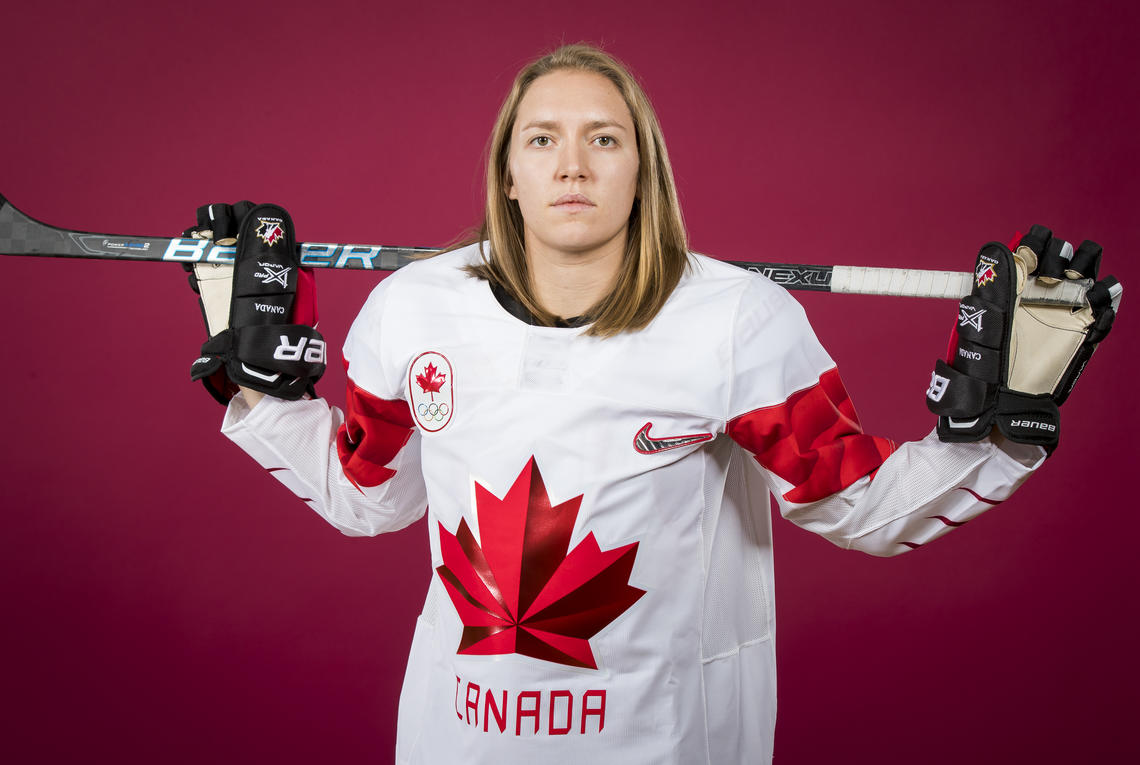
[830,266,1089,308]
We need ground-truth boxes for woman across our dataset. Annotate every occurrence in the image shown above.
[203,45,1074,764]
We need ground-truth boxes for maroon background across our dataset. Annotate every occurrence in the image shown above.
[2,1,1137,762]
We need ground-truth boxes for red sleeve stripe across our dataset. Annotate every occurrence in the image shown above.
[336,376,415,490]
[727,367,895,504]
[956,487,1003,505]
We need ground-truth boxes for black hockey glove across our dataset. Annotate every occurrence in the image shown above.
[184,202,325,405]
[925,226,1122,453]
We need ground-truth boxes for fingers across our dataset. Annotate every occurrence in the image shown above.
[1011,247,1034,294]
[1018,225,1052,262]
[1066,241,1102,281]
[1039,238,1075,284]
[1085,276,1122,340]
[1016,226,1111,306]
[194,203,227,240]
[191,200,257,244]
[1020,225,1063,283]
[1019,225,1101,285]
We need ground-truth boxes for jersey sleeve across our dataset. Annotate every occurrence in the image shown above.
[725,278,1045,556]
[221,277,428,537]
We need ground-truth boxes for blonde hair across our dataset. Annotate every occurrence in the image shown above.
[465,44,689,337]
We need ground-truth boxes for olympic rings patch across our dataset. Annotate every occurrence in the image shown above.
[408,351,454,432]
[417,402,450,421]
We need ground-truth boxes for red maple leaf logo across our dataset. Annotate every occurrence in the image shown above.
[415,362,446,400]
[975,261,996,287]
[436,458,645,670]
[256,219,284,246]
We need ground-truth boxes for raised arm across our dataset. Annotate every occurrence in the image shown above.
[722,269,1038,556]
[726,228,1119,556]
[183,201,427,535]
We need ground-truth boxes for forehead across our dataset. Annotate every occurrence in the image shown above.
[515,69,633,129]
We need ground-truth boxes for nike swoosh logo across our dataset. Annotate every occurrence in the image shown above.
[633,422,714,454]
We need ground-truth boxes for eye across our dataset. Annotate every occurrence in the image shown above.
[593,135,617,147]
[530,135,552,147]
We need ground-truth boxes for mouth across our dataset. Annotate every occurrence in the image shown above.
[552,193,595,210]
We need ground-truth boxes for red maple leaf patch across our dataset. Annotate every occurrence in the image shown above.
[436,458,645,670]
[415,362,446,399]
[256,219,284,246]
[975,261,996,287]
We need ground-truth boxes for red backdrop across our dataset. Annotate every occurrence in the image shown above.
[2,1,1137,762]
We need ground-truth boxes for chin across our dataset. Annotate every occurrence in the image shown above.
[552,240,617,257]
[546,226,627,255]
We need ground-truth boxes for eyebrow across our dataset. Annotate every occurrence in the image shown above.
[519,119,629,132]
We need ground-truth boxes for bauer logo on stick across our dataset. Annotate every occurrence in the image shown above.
[255,217,286,246]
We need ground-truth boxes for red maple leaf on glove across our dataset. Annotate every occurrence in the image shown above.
[255,219,285,246]
[436,457,645,670]
[415,362,446,399]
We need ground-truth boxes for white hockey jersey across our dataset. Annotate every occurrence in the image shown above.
[222,245,1044,764]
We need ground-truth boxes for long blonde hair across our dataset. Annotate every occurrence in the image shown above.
[465,44,689,337]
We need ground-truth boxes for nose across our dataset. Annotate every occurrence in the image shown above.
[557,141,588,181]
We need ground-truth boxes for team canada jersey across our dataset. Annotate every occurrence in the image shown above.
[222,244,1044,764]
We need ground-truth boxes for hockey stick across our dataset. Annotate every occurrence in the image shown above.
[0,193,1091,307]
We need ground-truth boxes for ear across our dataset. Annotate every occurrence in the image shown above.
[507,174,518,200]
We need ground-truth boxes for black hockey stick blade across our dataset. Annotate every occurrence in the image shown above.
[0,193,433,271]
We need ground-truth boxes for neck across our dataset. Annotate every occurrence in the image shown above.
[525,231,626,321]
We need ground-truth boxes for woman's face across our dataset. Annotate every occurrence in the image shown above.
[508,69,640,261]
